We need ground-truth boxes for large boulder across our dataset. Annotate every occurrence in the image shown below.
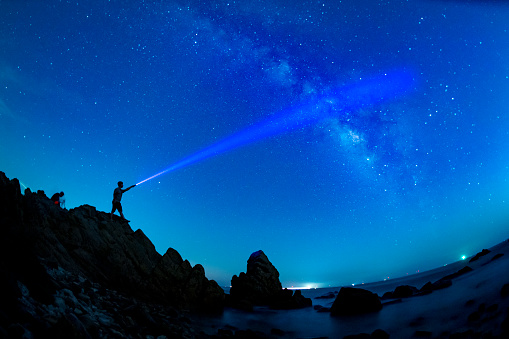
[229,250,311,310]
[330,287,382,316]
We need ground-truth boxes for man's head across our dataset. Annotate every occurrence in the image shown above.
[59,191,64,197]
[118,181,123,188]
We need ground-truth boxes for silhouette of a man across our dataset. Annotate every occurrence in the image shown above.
[110,181,136,221]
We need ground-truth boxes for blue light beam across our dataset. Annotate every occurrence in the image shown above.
[136,70,414,186]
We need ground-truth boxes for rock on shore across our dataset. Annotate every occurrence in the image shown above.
[228,250,312,310]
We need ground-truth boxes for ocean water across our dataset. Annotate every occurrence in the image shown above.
[195,246,509,337]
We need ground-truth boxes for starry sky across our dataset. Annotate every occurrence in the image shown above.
[1,0,509,288]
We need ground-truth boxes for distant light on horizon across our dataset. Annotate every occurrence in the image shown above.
[351,283,366,287]
[286,283,322,290]
[461,255,467,260]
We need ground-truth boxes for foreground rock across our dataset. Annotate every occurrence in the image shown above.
[2,263,204,338]
[330,287,382,316]
[228,250,312,310]
[0,171,225,337]
[382,266,477,300]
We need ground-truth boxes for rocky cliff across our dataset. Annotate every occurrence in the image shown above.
[0,171,225,337]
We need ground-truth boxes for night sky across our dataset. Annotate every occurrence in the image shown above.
[2,0,509,288]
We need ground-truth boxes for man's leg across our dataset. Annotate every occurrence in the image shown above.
[118,203,126,220]
[110,202,117,220]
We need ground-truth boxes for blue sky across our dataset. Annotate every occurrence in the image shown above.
[1,0,509,288]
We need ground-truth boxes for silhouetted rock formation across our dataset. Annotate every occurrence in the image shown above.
[382,265,478,302]
[228,250,312,310]
[270,288,313,310]
[0,171,225,337]
[382,284,431,299]
[330,287,382,316]
[418,266,473,295]
[230,250,282,307]
[470,249,491,263]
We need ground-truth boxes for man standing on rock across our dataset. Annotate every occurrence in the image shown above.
[110,181,136,222]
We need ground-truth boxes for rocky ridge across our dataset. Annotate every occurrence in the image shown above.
[0,171,224,338]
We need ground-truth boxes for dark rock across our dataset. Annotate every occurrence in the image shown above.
[383,284,425,300]
[477,303,485,313]
[229,251,311,310]
[381,299,402,306]
[270,328,286,336]
[502,311,509,336]
[343,333,371,339]
[467,310,481,322]
[433,278,452,289]
[270,288,312,310]
[218,328,234,336]
[7,324,29,338]
[0,327,7,339]
[229,250,282,306]
[383,284,431,300]
[234,329,269,339]
[414,330,433,337]
[486,304,498,313]
[315,291,336,299]
[381,291,394,299]
[501,283,509,297]
[440,266,473,281]
[419,281,433,292]
[420,279,452,292]
[330,287,382,316]
[469,249,491,262]
[371,328,390,338]
[392,285,419,298]
[314,305,331,312]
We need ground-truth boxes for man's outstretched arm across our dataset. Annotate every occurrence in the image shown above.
[122,184,136,193]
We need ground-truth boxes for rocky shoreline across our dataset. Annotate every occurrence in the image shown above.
[2,170,509,338]
[0,170,227,338]
[0,171,313,338]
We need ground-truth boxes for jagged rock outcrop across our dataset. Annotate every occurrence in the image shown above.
[229,250,282,306]
[228,250,311,310]
[0,171,224,315]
